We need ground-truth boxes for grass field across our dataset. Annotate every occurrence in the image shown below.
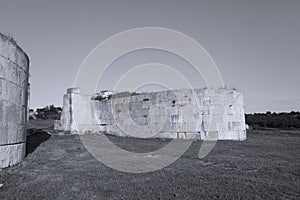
[0,120,299,199]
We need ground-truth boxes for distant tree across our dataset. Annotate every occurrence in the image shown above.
[246,111,300,129]
[35,105,62,120]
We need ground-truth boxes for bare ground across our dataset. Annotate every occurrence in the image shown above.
[0,121,299,199]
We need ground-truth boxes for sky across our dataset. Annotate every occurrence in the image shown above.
[0,0,299,113]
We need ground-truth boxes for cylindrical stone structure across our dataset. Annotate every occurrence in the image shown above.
[0,33,29,168]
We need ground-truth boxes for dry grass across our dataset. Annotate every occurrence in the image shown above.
[0,121,299,199]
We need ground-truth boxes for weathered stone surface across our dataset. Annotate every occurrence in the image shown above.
[56,87,246,141]
[0,143,25,168]
[0,33,29,168]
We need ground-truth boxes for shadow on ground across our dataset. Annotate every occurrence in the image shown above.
[26,129,51,156]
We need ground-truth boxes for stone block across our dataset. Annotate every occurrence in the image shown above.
[67,87,80,94]
[185,132,197,140]
[177,132,186,139]
[0,143,25,168]
[153,132,177,139]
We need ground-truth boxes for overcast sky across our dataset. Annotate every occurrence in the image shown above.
[0,0,299,113]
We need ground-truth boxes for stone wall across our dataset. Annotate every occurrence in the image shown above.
[55,88,246,140]
[0,33,29,168]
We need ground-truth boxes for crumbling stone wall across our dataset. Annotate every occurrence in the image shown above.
[55,87,246,140]
[0,33,29,168]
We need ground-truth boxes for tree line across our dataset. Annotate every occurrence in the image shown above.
[246,111,300,129]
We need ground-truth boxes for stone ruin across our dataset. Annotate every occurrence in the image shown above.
[55,87,246,140]
[0,33,29,168]
[0,32,247,169]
